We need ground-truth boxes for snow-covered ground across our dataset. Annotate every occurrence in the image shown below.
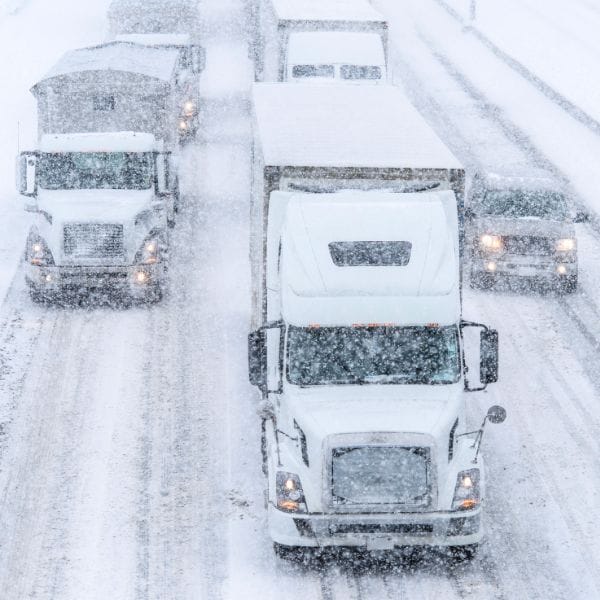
[1,0,600,598]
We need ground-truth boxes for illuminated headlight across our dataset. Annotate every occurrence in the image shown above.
[556,238,576,252]
[136,237,161,265]
[179,119,188,131]
[183,100,195,116]
[479,234,503,251]
[27,236,55,266]
[276,471,307,513]
[452,468,481,511]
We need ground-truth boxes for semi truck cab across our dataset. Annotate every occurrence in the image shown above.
[248,191,504,557]
[18,131,175,303]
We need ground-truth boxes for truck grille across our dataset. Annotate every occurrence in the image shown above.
[503,235,554,256]
[63,224,124,260]
[331,446,431,509]
[329,523,433,535]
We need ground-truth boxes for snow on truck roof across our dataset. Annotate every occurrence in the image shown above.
[280,191,460,326]
[253,84,462,169]
[39,132,161,153]
[115,33,192,47]
[288,32,385,65]
[34,42,180,87]
[272,0,385,23]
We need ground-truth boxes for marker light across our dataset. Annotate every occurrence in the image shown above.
[135,271,148,284]
[179,119,188,130]
[183,100,195,116]
[485,261,497,273]
[556,264,567,275]
[479,234,503,251]
[556,238,576,252]
[276,472,307,513]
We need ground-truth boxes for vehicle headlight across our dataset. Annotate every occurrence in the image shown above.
[452,468,481,511]
[479,234,503,251]
[183,100,195,116]
[276,471,307,513]
[27,235,55,266]
[556,238,576,252]
[136,237,161,265]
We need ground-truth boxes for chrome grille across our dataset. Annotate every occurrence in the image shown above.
[331,446,431,509]
[503,235,554,256]
[63,224,124,259]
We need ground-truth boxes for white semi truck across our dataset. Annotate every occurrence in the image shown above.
[249,0,388,83]
[17,42,190,303]
[248,84,505,557]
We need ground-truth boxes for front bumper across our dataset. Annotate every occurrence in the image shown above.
[268,503,482,549]
[25,262,165,295]
[471,255,577,279]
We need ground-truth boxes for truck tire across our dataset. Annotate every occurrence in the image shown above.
[28,283,51,305]
[273,543,309,562]
[558,275,577,294]
[447,543,478,562]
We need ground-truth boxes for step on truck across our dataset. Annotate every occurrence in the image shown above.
[248,84,506,557]
[17,41,189,303]
[108,0,205,140]
[248,0,388,83]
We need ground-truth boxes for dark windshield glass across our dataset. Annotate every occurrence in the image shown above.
[288,325,460,386]
[292,64,335,78]
[477,190,568,220]
[340,65,382,80]
[38,152,154,191]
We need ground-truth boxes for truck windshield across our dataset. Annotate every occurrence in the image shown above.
[340,65,382,80]
[38,153,154,191]
[478,190,568,220]
[291,64,335,79]
[287,325,460,386]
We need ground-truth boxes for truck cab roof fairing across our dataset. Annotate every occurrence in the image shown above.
[271,0,385,23]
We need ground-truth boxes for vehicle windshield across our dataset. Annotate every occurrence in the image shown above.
[38,152,154,191]
[477,189,568,220]
[287,325,461,386]
[291,64,335,79]
[340,65,382,80]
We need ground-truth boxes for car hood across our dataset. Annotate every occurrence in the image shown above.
[473,215,573,238]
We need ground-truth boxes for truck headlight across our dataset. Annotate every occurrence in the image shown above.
[556,238,576,252]
[136,237,161,265]
[183,100,195,116]
[276,471,307,513]
[479,234,503,252]
[452,468,481,511]
[27,235,55,266]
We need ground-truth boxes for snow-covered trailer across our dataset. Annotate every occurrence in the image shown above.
[251,83,465,326]
[107,0,202,42]
[31,41,194,149]
[249,0,388,82]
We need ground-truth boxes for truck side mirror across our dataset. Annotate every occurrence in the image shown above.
[248,329,266,388]
[17,153,38,200]
[155,152,169,196]
[486,405,506,424]
[480,328,499,384]
[573,210,590,224]
[191,46,206,74]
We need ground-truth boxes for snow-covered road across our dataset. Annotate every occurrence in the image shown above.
[1,0,600,598]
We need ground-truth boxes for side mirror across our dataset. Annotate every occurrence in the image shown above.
[480,328,499,384]
[486,405,506,424]
[17,152,38,199]
[248,329,266,388]
[191,46,206,74]
[155,152,169,196]
[464,206,475,221]
[573,210,590,224]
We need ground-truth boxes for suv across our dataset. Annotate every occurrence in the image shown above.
[466,173,584,293]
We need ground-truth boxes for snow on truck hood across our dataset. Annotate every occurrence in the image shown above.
[39,132,162,153]
[272,0,385,22]
[37,189,155,224]
[279,191,461,326]
[289,384,461,440]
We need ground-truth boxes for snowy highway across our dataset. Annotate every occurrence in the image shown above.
[1,0,600,598]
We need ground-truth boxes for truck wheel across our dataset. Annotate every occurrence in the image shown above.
[558,275,577,294]
[28,284,51,304]
[447,543,478,562]
[273,543,308,562]
[139,284,163,305]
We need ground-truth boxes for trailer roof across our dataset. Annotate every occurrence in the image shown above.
[253,84,463,169]
[39,131,161,153]
[288,31,385,65]
[271,0,385,23]
[36,42,180,86]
